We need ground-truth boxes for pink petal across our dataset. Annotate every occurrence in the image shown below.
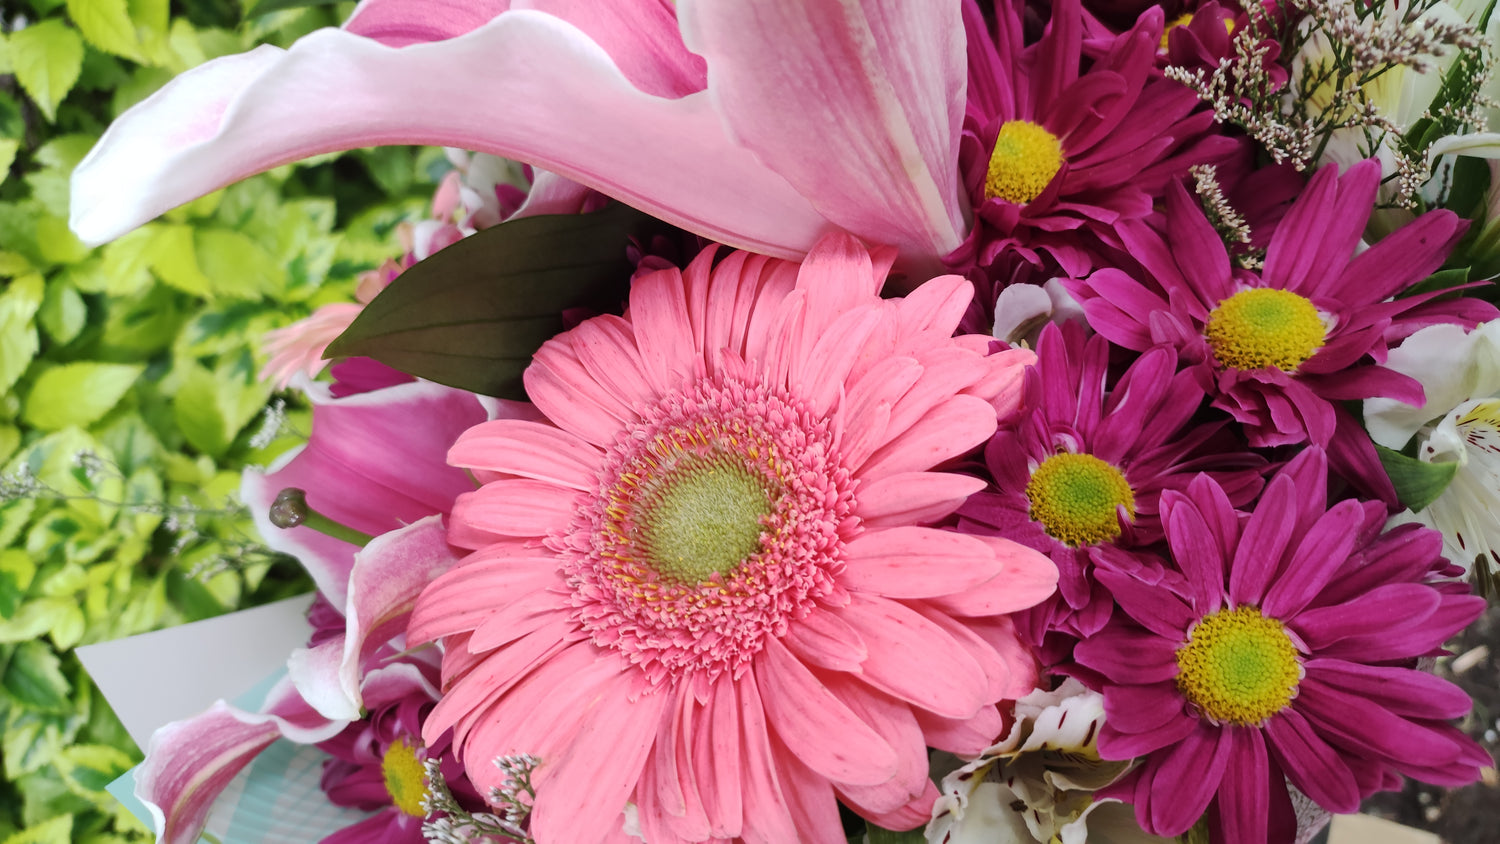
[678,0,968,264]
[448,479,580,540]
[922,534,1057,616]
[756,637,899,786]
[853,472,986,527]
[857,394,998,479]
[71,14,830,256]
[782,607,868,672]
[240,379,488,606]
[136,679,342,844]
[833,594,988,719]
[448,418,603,491]
[530,673,668,844]
[841,527,1004,598]
[698,679,745,838]
[813,673,928,813]
[343,0,510,45]
[912,705,1005,756]
[569,314,659,413]
[408,547,562,643]
[629,266,699,395]
[511,0,707,98]
[735,673,801,844]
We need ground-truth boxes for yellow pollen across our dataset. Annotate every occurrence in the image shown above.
[380,738,429,818]
[1025,453,1136,547]
[1176,606,1301,725]
[985,120,1064,205]
[1204,288,1326,372]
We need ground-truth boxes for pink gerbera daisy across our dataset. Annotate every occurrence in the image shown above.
[409,234,1058,843]
[957,322,1264,645]
[1074,448,1487,844]
[951,0,1238,278]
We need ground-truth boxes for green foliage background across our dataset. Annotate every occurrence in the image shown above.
[0,1,438,839]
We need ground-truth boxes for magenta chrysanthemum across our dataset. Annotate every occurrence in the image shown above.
[410,235,1058,843]
[1067,160,1491,452]
[958,322,1264,643]
[1074,449,1487,844]
[952,0,1237,277]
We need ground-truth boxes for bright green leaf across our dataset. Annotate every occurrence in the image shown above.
[1,814,71,844]
[0,425,18,463]
[147,223,212,295]
[172,357,269,457]
[0,251,33,277]
[24,170,72,219]
[22,362,144,432]
[196,228,282,297]
[0,32,11,75]
[244,0,339,18]
[34,134,98,174]
[10,21,85,123]
[58,744,133,795]
[1376,444,1460,512]
[2,641,71,712]
[0,202,44,266]
[35,216,88,266]
[0,599,73,644]
[0,274,44,396]
[68,0,142,61]
[98,226,156,296]
[0,139,19,186]
[37,280,86,345]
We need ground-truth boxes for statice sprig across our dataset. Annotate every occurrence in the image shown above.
[421,755,538,844]
[1166,0,1492,207]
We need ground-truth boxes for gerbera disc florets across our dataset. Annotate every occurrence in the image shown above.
[1205,288,1326,372]
[565,374,852,684]
[1024,452,1136,547]
[986,120,1064,204]
[1175,606,1302,725]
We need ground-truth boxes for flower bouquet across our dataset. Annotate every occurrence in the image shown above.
[70,0,1500,842]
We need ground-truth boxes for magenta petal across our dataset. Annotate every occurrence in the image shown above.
[1101,681,1188,735]
[71,14,829,257]
[343,0,510,45]
[1214,727,1271,844]
[1096,709,1198,760]
[1145,722,1232,836]
[1259,498,1363,619]
[1263,708,1359,813]
[1074,627,1180,684]
[1304,658,1474,720]
[679,0,967,263]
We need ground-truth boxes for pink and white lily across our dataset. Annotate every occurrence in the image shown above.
[70,0,970,273]
[137,377,510,844]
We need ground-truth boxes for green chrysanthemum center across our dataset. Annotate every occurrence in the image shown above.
[381,738,429,818]
[1175,606,1301,725]
[636,454,772,583]
[1205,288,1326,372]
[1025,453,1136,547]
[986,120,1064,204]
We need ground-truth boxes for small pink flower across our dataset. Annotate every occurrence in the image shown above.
[410,235,1057,843]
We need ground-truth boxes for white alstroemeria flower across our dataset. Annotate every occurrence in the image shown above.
[991,279,1086,348]
[1366,320,1500,573]
[925,679,1171,844]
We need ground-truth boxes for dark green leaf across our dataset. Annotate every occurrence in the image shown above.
[866,826,925,844]
[243,0,339,19]
[1400,266,1469,301]
[1445,154,1491,218]
[1376,444,1458,512]
[326,203,659,399]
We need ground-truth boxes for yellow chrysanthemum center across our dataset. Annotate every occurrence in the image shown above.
[636,454,772,583]
[1175,606,1301,725]
[380,738,429,818]
[1025,453,1136,547]
[1159,13,1234,51]
[985,120,1064,205]
[1205,288,1326,372]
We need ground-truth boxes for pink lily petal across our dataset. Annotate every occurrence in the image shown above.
[240,379,490,607]
[678,0,968,265]
[288,516,459,720]
[136,678,343,844]
[344,0,511,45]
[70,13,829,256]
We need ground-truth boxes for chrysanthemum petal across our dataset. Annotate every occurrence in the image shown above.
[1260,498,1364,619]
[1264,708,1360,813]
[1145,722,1232,836]
[1215,727,1272,844]
[1303,658,1474,720]
[1075,627,1180,685]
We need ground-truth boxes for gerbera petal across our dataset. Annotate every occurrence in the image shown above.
[923,535,1058,616]
[833,594,988,719]
[448,418,603,491]
[857,394,998,479]
[448,480,581,540]
[854,472,986,527]
[842,527,1005,598]
[699,680,744,838]
[735,673,801,844]
[756,637,900,786]
[912,705,1005,756]
[71,13,829,256]
[782,608,868,672]
[677,0,968,263]
[630,266,699,395]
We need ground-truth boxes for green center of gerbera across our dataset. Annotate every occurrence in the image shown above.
[1025,453,1136,547]
[380,738,429,818]
[637,455,772,583]
[1205,288,1326,372]
[1175,606,1301,725]
[985,120,1064,205]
